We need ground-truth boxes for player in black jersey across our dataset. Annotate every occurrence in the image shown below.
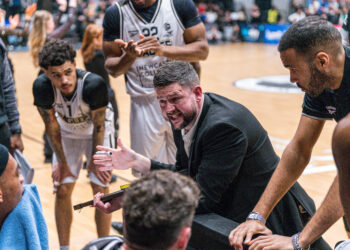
[230,16,345,250]
[33,40,114,249]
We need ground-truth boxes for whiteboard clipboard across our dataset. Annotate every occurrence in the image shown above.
[13,149,34,184]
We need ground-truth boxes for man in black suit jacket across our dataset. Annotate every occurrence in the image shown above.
[93,61,329,249]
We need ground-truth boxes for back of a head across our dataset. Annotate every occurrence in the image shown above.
[123,170,200,250]
[31,10,52,33]
[39,39,76,69]
[278,16,342,60]
[153,61,199,89]
[81,24,103,63]
[29,10,52,67]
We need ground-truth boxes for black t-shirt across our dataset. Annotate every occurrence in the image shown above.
[84,50,110,87]
[103,0,201,41]
[302,46,350,122]
[33,69,108,110]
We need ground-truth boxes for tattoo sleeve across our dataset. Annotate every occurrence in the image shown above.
[91,107,107,157]
[37,107,67,163]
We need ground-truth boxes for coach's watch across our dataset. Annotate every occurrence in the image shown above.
[246,211,266,224]
[291,232,310,250]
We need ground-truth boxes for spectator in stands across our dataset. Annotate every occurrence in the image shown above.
[255,0,271,23]
[88,170,200,250]
[0,3,36,47]
[0,144,48,250]
[205,4,219,25]
[329,0,339,11]
[221,10,242,43]
[250,4,262,23]
[206,24,222,44]
[28,0,77,68]
[339,0,350,9]
[267,5,281,24]
[338,5,348,25]
[196,2,208,23]
[234,6,248,24]
[291,0,305,12]
[308,0,321,15]
[327,3,340,24]
[288,6,306,24]
[320,0,329,14]
[37,0,53,12]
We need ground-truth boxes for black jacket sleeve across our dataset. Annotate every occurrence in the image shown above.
[150,159,177,171]
[194,123,248,214]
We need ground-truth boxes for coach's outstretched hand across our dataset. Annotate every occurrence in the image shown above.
[93,138,151,174]
[229,220,272,250]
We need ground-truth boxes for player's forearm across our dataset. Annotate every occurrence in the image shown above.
[46,125,67,164]
[92,124,105,160]
[161,40,209,61]
[299,175,344,248]
[105,53,137,78]
[91,107,107,159]
[254,143,311,219]
[37,107,67,163]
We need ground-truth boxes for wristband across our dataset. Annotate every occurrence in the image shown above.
[246,212,266,224]
[291,233,310,250]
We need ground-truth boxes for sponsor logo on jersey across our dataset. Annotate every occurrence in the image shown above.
[164,22,173,36]
[58,112,90,124]
[326,106,336,115]
[128,30,139,38]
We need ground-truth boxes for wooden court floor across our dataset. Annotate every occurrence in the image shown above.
[9,42,344,249]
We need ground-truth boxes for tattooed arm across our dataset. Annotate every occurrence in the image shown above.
[89,106,111,184]
[37,107,75,187]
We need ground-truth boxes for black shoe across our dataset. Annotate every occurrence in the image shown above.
[44,155,52,163]
[112,221,123,235]
[110,174,117,183]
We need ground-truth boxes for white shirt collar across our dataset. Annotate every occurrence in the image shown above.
[181,97,204,156]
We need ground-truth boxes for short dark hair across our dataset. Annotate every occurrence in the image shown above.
[153,61,199,89]
[123,170,200,250]
[278,16,342,60]
[39,39,76,69]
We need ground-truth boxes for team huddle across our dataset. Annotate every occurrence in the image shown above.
[2,0,350,249]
